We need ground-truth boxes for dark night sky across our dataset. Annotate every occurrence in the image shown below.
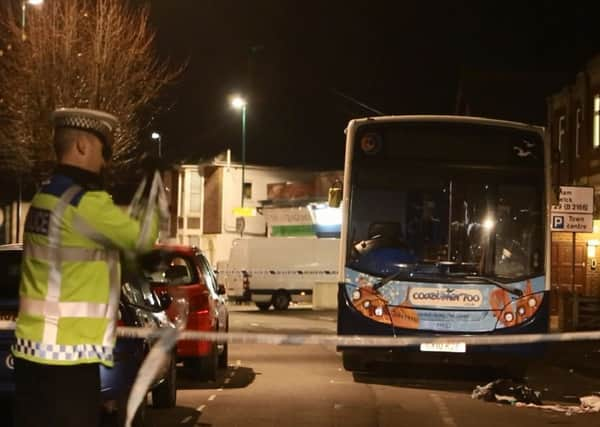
[143,1,599,170]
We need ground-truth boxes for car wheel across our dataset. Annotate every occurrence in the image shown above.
[115,392,150,427]
[218,327,229,369]
[256,302,271,311]
[272,290,290,310]
[151,352,177,408]
[186,342,218,381]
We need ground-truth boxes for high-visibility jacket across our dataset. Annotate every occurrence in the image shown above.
[13,166,159,367]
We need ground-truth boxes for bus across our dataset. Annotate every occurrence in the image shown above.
[334,115,551,377]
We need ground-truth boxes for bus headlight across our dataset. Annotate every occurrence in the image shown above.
[495,292,543,329]
[347,285,391,324]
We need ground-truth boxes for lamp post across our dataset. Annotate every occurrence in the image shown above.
[231,96,247,207]
[15,0,44,242]
[21,0,44,41]
[151,131,162,158]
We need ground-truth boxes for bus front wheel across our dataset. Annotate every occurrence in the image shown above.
[342,350,366,372]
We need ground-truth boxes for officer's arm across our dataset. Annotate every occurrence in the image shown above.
[74,190,159,253]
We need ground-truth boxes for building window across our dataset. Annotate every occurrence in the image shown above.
[594,94,600,149]
[243,182,252,200]
[188,235,200,247]
[575,107,582,158]
[558,115,566,161]
[189,173,202,212]
[178,172,185,214]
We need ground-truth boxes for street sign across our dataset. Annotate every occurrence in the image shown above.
[551,213,593,231]
[233,207,257,217]
[551,186,593,214]
[551,186,594,232]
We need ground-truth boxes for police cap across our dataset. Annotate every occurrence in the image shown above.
[52,108,119,161]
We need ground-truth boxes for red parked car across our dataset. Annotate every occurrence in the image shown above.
[144,245,228,381]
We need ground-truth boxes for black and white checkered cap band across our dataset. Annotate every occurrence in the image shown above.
[54,115,113,143]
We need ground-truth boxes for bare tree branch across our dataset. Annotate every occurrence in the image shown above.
[0,0,184,183]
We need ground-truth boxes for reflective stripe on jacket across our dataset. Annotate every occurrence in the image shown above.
[13,171,159,367]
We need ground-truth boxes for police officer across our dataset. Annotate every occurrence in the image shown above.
[12,108,162,427]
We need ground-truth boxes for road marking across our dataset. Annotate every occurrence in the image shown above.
[218,387,224,392]
[334,403,343,410]
[208,394,216,401]
[430,394,457,427]
[181,416,192,424]
[329,379,354,385]
[196,405,206,412]
[250,323,260,326]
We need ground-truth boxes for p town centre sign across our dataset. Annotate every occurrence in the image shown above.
[551,186,594,232]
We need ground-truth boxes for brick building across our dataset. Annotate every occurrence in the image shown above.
[547,54,600,326]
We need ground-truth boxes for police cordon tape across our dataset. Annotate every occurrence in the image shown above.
[120,327,600,347]
[217,269,338,275]
[2,321,600,347]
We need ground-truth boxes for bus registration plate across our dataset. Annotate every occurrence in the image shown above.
[419,342,466,353]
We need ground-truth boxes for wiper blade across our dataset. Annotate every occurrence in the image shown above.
[433,261,523,297]
[462,274,523,297]
[372,264,417,291]
[373,262,523,298]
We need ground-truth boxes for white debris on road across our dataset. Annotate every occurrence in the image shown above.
[515,395,600,415]
[473,380,600,415]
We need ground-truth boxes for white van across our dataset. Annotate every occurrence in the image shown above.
[218,237,339,310]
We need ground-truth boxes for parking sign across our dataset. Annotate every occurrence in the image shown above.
[550,186,594,232]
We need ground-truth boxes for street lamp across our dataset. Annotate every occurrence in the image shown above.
[230,96,247,207]
[151,131,162,158]
[21,0,44,41]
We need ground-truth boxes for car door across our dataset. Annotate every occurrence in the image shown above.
[0,249,21,392]
[154,252,213,330]
[195,253,228,332]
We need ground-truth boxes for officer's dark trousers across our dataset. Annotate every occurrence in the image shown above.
[14,358,101,427]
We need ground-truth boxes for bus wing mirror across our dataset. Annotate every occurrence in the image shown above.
[328,180,343,208]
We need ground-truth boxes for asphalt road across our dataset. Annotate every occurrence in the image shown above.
[2,304,599,426]
[147,304,600,427]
